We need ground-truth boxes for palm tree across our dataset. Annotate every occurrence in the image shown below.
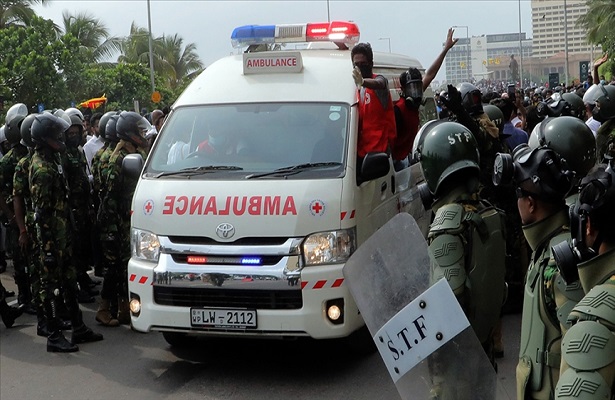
[61,10,121,63]
[117,22,153,65]
[0,0,50,29]
[157,34,204,90]
[577,0,615,54]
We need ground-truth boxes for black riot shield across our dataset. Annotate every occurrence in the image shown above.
[343,213,509,400]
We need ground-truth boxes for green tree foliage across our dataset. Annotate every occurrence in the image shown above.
[0,0,49,29]
[80,63,152,111]
[61,10,121,63]
[0,16,88,110]
[577,0,615,76]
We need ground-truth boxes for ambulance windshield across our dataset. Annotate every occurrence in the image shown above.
[146,103,348,179]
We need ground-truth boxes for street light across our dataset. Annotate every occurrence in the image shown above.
[564,0,569,86]
[379,37,391,53]
[518,0,524,86]
[146,0,155,94]
[452,25,470,82]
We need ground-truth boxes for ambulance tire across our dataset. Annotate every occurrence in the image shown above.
[162,331,197,348]
[343,325,377,356]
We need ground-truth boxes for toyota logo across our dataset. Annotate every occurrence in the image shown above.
[216,223,235,239]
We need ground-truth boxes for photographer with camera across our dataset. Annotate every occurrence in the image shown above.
[551,166,615,399]
[493,144,583,400]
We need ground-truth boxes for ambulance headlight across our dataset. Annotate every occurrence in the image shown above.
[131,228,161,262]
[302,228,356,266]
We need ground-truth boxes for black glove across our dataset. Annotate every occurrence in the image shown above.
[441,84,464,115]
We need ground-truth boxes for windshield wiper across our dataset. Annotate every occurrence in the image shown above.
[153,165,243,178]
[245,162,342,179]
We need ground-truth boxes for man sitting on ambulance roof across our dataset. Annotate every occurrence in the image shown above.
[351,42,396,176]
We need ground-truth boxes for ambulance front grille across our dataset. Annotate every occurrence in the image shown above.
[154,287,303,309]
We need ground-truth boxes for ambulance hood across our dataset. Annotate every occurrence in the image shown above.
[132,178,344,239]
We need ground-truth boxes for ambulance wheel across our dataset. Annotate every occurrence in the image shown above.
[344,325,376,355]
[162,332,196,348]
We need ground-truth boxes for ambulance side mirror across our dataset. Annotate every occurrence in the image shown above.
[361,152,390,181]
[122,153,144,181]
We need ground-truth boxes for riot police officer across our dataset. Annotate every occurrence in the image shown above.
[415,120,507,366]
[493,143,574,399]
[29,113,103,352]
[551,166,615,399]
[587,84,615,162]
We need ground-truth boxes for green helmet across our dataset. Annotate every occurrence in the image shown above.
[528,116,596,186]
[483,104,504,134]
[415,121,480,196]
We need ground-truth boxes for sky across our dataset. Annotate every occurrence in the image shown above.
[33,0,534,83]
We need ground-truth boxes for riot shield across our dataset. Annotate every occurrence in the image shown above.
[343,212,509,400]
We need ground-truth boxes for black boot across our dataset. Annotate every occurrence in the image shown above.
[45,299,78,352]
[0,301,23,328]
[71,310,103,344]
[47,330,79,352]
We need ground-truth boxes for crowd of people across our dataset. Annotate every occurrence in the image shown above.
[352,32,614,398]
[0,105,166,352]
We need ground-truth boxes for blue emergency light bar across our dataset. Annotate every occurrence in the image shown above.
[231,21,360,49]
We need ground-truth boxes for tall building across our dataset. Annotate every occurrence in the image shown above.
[531,0,594,58]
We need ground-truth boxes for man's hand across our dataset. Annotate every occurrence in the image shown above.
[594,53,609,68]
[18,230,29,251]
[352,66,364,87]
[445,28,459,50]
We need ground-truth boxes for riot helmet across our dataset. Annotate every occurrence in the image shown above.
[561,92,585,119]
[19,113,37,148]
[31,113,69,152]
[592,84,615,123]
[65,107,85,123]
[98,111,118,142]
[116,111,151,148]
[483,104,505,134]
[493,144,573,204]
[5,103,28,145]
[552,166,615,284]
[104,114,121,143]
[53,109,72,129]
[65,114,85,148]
[399,67,423,109]
[528,116,596,189]
[457,82,483,116]
[411,119,446,164]
[415,121,480,197]
[582,83,604,106]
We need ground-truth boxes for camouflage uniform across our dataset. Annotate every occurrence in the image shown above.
[100,141,144,300]
[63,146,93,292]
[0,143,30,306]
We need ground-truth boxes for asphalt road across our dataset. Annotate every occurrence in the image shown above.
[1,268,521,400]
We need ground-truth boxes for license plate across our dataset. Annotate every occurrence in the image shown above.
[190,308,257,329]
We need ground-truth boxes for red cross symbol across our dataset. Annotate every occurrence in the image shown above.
[309,200,325,216]
[144,200,154,215]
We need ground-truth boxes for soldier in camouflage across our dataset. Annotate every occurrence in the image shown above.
[1,103,33,314]
[29,113,103,352]
[99,111,150,325]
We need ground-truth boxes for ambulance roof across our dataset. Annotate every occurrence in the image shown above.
[174,49,423,107]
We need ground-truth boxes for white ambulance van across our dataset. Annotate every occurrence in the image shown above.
[126,21,432,347]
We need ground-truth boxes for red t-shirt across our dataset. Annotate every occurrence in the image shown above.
[357,75,396,157]
[392,98,420,161]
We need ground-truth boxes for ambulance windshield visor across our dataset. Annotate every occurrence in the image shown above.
[146,103,349,180]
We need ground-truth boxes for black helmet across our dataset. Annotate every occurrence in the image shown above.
[457,82,483,116]
[528,117,596,188]
[483,104,504,134]
[98,111,118,142]
[66,113,85,147]
[104,114,121,143]
[116,111,151,148]
[31,113,69,152]
[493,144,573,203]
[561,92,585,119]
[65,107,84,123]
[592,84,615,123]
[415,121,480,196]
[19,113,37,148]
[399,67,423,108]
[5,103,28,145]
